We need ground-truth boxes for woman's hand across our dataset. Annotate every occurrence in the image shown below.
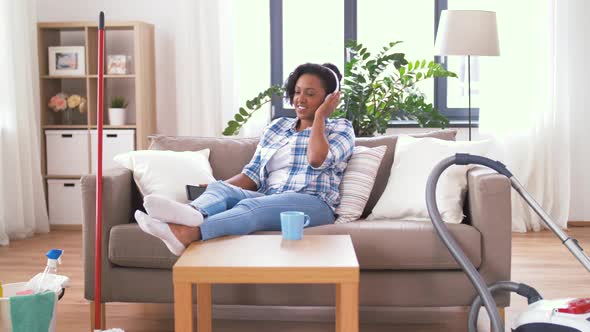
[315,91,341,120]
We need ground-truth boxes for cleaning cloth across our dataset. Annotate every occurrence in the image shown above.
[9,291,55,332]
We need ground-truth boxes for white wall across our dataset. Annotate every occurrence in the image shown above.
[37,0,180,135]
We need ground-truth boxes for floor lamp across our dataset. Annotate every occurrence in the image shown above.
[434,10,500,141]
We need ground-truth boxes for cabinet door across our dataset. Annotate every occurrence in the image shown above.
[45,130,90,176]
[90,129,135,173]
[48,179,83,225]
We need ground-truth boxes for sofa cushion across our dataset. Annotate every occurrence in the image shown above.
[113,149,215,203]
[335,145,387,224]
[109,219,480,271]
[109,224,179,269]
[148,135,259,181]
[355,129,457,217]
[369,136,491,224]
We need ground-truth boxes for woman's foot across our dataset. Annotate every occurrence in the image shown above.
[169,222,202,246]
[143,194,204,227]
[134,211,187,256]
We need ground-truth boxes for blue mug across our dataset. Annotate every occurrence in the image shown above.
[280,211,311,240]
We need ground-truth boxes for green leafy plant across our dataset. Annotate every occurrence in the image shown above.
[109,96,128,109]
[223,40,457,137]
[223,85,282,136]
[335,40,457,136]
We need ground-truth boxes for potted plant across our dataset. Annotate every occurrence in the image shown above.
[223,40,457,137]
[108,96,127,126]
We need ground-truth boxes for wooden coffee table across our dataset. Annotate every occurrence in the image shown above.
[173,235,359,332]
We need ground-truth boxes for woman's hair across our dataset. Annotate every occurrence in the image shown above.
[284,63,342,105]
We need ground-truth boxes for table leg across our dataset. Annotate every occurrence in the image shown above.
[174,282,194,332]
[336,282,358,332]
[197,283,212,332]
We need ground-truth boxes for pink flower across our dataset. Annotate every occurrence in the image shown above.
[48,93,68,112]
[54,98,66,111]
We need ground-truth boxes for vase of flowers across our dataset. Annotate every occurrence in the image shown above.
[48,93,87,125]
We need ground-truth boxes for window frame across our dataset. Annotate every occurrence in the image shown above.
[269,0,479,126]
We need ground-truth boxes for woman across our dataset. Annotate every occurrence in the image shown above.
[135,63,355,255]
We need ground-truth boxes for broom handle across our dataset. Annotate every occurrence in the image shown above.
[94,11,105,331]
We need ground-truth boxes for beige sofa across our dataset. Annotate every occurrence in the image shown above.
[81,129,511,322]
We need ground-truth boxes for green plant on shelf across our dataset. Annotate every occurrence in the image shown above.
[109,96,128,109]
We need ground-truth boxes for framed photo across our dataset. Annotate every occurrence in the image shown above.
[48,46,85,76]
[107,55,129,75]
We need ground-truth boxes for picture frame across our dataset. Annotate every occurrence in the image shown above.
[48,46,85,76]
[106,55,130,75]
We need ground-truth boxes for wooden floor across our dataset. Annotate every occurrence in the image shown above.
[1,228,590,332]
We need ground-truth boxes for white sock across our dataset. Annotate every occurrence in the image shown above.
[134,210,186,256]
[143,194,204,227]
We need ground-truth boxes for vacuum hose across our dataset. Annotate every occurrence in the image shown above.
[467,281,543,331]
[426,153,590,332]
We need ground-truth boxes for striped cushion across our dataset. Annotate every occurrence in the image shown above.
[335,145,387,223]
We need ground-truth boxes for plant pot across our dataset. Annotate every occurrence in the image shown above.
[108,108,126,126]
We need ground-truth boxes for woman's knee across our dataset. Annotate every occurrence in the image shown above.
[206,181,241,197]
[233,197,260,212]
[206,180,229,191]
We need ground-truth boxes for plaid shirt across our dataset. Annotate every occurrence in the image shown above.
[242,117,355,210]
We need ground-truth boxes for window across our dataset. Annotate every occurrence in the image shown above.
[270,0,481,124]
[233,0,271,134]
[358,0,434,105]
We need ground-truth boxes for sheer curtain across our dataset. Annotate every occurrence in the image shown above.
[478,0,571,232]
[175,0,238,137]
[0,0,49,245]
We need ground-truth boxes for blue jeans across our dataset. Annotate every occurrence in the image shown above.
[189,181,335,241]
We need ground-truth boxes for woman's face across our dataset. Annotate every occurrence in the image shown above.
[293,73,328,121]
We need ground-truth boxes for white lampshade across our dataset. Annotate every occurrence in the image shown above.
[434,10,500,56]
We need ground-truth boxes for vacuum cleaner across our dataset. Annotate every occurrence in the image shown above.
[426,153,590,332]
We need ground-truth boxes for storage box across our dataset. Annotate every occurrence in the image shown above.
[48,179,83,225]
[45,130,89,176]
[90,129,135,173]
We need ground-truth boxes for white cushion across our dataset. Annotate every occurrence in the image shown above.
[114,149,215,203]
[335,145,387,224]
[367,136,491,224]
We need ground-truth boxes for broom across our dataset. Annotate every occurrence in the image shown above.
[94,11,105,331]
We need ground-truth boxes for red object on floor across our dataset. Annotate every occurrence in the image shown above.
[557,298,590,314]
[94,11,105,330]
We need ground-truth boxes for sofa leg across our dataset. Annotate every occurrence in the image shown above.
[490,307,505,331]
[498,307,505,321]
[90,302,106,331]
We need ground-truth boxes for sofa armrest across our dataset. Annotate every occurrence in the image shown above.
[467,166,512,299]
[81,167,135,301]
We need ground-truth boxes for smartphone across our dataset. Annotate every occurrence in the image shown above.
[185,185,207,201]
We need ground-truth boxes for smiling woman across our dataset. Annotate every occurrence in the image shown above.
[135,63,355,256]
[0,0,50,245]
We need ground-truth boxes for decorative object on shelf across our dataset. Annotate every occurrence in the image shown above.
[434,10,500,141]
[108,96,127,126]
[48,92,87,125]
[222,40,457,137]
[106,55,131,74]
[48,46,85,76]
